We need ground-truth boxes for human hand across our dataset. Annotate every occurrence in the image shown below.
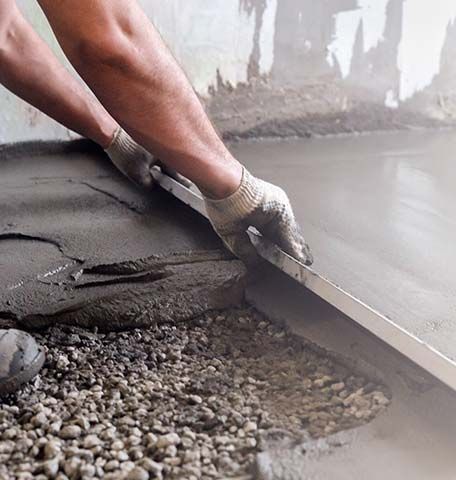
[105,128,191,188]
[204,168,313,266]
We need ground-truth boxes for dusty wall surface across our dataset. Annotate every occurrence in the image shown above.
[2,0,456,143]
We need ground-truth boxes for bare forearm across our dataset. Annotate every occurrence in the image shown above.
[38,0,242,198]
[0,4,116,147]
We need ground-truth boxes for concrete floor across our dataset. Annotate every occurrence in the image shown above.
[152,130,456,479]
[248,268,456,480]
[0,140,395,479]
[2,135,456,478]
[231,130,456,389]
[0,142,245,329]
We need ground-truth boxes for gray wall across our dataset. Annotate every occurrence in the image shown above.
[2,0,456,143]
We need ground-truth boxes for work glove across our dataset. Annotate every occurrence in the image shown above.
[105,127,191,189]
[204,167,313,266]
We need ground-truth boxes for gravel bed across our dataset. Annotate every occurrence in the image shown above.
[0,308,390,479]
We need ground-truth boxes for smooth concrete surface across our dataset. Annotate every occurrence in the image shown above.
[231,129,456,385]
[152,149,456,479]
[4,1,456,143]
[247,267,456,480]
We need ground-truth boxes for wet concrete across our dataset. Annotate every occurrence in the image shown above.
[231,129,456,381]
[0,141,397,479]
[3,136,454,478]
[0,142,246,329]
[247,266,456,480]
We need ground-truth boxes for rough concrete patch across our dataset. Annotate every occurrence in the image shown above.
[0,235,79,298]
[1,143,240,332]
[0,139,100,160]
[19,259,247,331]
[81,250,234,276]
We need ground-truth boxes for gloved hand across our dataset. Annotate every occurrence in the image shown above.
[105,127,191,188]
[204,167,313,266]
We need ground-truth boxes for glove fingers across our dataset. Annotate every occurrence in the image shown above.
[137,151,157,189]
[154,161,193,188]
[137,169,155,189]
[261,217,314,266]
[127,162,155,189]
[162,167,193,188]
[219,230,262,267]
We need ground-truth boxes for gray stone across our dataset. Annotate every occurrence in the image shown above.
[83,435,101,449]
[126,467,149,480]
[59,426,82,440]
[44,441,61,460]
[43,458,60,478]
[156,433,180,449]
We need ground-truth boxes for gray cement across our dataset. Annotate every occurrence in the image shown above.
[247,267,456,480]
[0,142,395,479]
[2,137,456,479]
[230,129,456,385]
[145,132,456,477]
[154,163,456,479]
[0,142,246,330]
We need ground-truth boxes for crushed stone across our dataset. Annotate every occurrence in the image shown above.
[0,308,390,479]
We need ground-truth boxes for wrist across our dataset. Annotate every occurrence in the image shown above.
[201,161,243,200]
[90,114,118,149]
[204,167,263,224]
[104,126,123,151]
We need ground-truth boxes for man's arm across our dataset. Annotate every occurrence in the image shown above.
[36,0,242,200]
[0,0,173,188]
[36,0,312,264]
[0,0,116,148]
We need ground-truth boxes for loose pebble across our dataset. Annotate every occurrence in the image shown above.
[0,308,390,479]
[59,425,81,440]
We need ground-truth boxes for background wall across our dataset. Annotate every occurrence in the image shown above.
[2,0,456,143]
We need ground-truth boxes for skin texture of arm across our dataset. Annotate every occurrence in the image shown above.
[36,0,243,199]
[0,0,117,148]
[0,0,182,189]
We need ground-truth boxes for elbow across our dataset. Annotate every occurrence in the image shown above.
[0,4,18,59]
[72,27,136,72]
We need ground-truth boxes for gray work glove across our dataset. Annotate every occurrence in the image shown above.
[105,127,191,188]
[204,167,313,266]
